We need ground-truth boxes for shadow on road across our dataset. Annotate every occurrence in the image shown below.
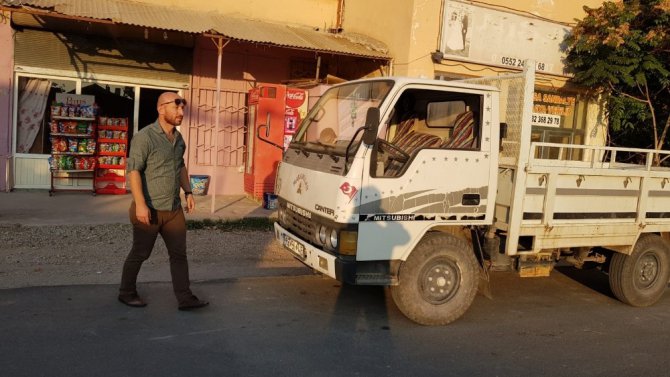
[554,265,616,299]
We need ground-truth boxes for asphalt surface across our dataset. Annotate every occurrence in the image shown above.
[1,270,669,377]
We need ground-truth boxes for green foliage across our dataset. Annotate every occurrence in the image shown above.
[565,0,670,150]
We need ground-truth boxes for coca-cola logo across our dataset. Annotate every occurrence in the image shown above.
[286,89,307,109]
[248,89,260,104]
[286,91,305,101]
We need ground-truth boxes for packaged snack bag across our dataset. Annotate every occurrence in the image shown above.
[64,156,74,170]
[64,122,75,134]
[51,137,65,152]
[77,122,88,134]
[68,139,78,153]
[87,139,96,153]
[78,140,87,153]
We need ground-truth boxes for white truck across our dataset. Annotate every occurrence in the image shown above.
[272,64,670,325]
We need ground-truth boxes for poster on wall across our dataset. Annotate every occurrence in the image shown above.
[440,0,571,76]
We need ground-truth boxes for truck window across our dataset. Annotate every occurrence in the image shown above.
[427,100,466,127]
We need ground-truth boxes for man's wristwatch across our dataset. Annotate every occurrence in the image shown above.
[184,191,193,196]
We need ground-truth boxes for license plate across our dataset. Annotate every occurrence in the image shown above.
[282,233,306,259]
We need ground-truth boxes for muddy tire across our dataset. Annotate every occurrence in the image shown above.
[609,234,670,307]
[390,233,479,325]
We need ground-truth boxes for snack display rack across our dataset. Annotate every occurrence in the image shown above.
[48,98,97,196]
[95,117,129,195]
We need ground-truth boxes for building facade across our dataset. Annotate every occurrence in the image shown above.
[0,0,609,194]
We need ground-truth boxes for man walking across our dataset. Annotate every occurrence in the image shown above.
[118,92,209,311]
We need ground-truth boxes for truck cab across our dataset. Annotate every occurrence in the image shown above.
[274,77,499,323]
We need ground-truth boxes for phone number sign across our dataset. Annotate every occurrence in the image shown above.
[531,113,561,128]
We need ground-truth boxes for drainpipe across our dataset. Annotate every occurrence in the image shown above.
[336,0,345,30]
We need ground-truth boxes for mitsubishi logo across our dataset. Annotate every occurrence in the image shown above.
[293,174,309,194]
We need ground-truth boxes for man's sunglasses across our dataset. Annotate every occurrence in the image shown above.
[161,98,187,107]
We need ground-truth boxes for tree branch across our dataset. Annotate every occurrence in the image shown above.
[608,82,647,103]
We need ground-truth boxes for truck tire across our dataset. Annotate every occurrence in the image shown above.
[390,233,479,325]
[609,234,670,307]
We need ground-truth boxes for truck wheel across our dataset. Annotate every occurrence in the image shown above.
[609,234,670,307]
[390,233,479,325]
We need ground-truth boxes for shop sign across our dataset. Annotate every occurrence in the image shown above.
[531,91,576,128]
[440,0,570,76]
[55,93,94,107]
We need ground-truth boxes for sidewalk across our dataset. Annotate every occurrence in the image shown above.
[0,190,276,226]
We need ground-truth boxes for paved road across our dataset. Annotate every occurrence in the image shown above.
[1,269,669,377]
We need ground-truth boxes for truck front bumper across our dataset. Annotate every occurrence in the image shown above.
[274,222,354,283]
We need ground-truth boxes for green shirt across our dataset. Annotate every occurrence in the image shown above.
[126,120,186,211]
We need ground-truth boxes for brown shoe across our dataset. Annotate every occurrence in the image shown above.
[118,294,147,308]
[178,295,209,311]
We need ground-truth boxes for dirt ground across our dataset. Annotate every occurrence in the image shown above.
[0,223,308,289]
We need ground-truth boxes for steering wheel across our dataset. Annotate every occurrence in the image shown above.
[377,139,410,164]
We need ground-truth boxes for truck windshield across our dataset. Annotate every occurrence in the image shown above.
[291,80,393,155]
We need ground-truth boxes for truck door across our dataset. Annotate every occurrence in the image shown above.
[357,85,498,262]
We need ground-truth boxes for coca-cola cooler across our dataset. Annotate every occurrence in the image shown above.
[244,84,308,201]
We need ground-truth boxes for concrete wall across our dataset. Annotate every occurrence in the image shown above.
[477,0,600,24]
[0,11,13,192]
[344,0,605,78]
[141,0,339,29]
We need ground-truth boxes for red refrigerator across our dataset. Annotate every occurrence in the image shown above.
[244,84,308,200]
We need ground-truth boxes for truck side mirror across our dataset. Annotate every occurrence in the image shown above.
[362,107,380,145]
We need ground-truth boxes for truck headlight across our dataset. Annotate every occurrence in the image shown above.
[329,229,338,249]
[318,225,328,245]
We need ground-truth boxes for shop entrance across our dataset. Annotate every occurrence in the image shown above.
[11,72,185,189]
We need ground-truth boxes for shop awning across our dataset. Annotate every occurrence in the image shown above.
[0,0,390,59]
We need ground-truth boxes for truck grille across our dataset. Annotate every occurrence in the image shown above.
[281,203,316,244]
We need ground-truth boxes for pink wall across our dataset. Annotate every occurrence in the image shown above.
[184,37,383,195]
[184,38,300,195]
[0,13,14,192]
